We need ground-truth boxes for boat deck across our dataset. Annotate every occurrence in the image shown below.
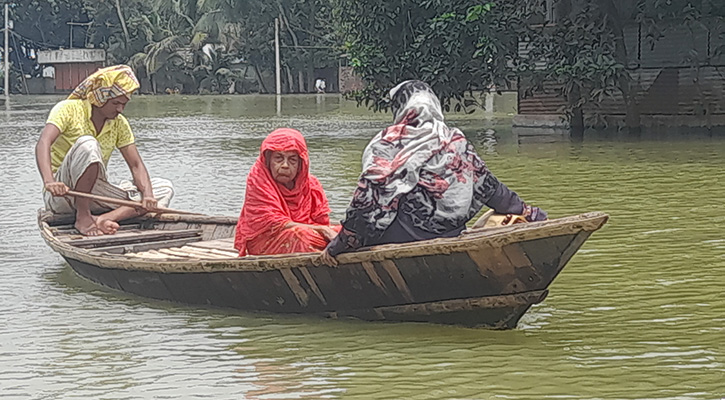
[51,224,238,260]
[126,238,237,260]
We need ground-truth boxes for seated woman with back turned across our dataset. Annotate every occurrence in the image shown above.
[319,80,547,265]
[234,128,340,256]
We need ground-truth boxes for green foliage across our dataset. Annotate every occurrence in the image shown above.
[11,0,88,47]
[336,0,723,125]
[14,0,721,115]
[334,0,539,112]
[637,0,725,61]
[519,1,631,125]
[11,0,339,94]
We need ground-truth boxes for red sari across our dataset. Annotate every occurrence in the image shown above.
[234,128,339,256]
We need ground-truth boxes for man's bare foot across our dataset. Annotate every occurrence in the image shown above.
[95,215,120,235]
[75,216,104,236]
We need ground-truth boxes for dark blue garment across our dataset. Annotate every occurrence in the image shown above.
[326,174,546,257]
[370,208,465,245]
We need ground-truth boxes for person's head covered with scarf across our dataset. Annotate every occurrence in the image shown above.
[389,79,445,125]
[234,128,332,256]
[68,64,140,119]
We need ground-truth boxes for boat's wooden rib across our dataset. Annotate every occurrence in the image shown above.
[38,209,609,329]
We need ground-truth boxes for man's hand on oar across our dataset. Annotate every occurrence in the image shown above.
[140,197,159,212]
[44,181,70,197]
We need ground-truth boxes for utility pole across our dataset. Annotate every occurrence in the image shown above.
[4,1,9,101]
[275,17,281,96]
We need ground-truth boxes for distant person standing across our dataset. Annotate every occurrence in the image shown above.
[315,78,326,93]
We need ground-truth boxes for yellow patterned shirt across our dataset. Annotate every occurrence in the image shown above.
[46,99,135,173]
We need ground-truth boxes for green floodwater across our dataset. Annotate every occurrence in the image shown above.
[0,94,723,399]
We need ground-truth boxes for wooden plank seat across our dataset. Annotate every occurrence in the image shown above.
[61,228,203,249]
[127,246,236,260]
[93,237,205,255]
[125,237,238,260]
[184,237,236,252]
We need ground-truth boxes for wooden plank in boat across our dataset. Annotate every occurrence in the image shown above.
[62,228,202,249]
[183,245,238,258]
[181,246,237,259]
[129,250,186,260]
[160,247,231,260]
[58,228,146,242]
[59,228,144,242]
[94,237,204,255]
[178,246,231,259]
[156,248,200,259]
[188,238,236,252]
[393,253,488,303]
[163,247,230,260]
[52,223,142,235]
[129,251,174,260]
[205,248,238,258]
[210,225,236,241]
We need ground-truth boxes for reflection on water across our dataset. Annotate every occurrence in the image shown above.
[1,95,723,399]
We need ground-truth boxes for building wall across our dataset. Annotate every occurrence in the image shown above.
[54,63,104,91]
[517,21,725,128]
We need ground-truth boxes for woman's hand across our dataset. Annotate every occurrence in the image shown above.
[318,248,338,266]
[315,226,338,241]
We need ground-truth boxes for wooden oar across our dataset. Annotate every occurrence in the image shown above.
[66,190,200,215]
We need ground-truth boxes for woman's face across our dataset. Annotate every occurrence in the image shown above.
[268,150,300,189]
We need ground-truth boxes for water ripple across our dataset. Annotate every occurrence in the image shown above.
[0,96,723,399]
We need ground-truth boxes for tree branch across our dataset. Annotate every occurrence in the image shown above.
[115,0,131,46]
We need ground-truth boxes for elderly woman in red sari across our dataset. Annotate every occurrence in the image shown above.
[234,128,340,256]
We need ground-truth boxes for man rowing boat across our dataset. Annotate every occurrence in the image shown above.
[35,65,174,236]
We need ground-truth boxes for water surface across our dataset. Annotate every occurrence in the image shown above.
[0,94,722,399]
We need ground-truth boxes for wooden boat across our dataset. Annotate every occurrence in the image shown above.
[38,210,608,329]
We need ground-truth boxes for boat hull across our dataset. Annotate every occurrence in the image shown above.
[58,228,592,328]
[64,256,549,328]
[40,211,607,328]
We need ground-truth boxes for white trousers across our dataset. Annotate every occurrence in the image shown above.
[43,136,174,214]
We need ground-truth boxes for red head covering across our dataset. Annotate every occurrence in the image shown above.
[234,128,331,255]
